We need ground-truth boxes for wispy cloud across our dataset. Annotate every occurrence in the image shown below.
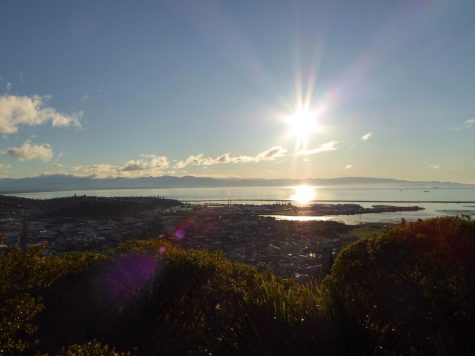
[295,141,338,156]
[121,155,169,172]
[71,146,288,178]
[173,154,211,169]
[1,140,54,162]
[5,82,12,91]
[344,164,352,169]
[233,146,287,164]
[361,132,373,141]
[174,146,287,169]
[73,163,118,178]
[73,154,171,178]
[121,160,150,172]
[0,94,81,134]
[422,161,441,170]
[464,118,475,128]
[451,118,475,131]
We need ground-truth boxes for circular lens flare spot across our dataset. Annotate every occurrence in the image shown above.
[175,229,186,239]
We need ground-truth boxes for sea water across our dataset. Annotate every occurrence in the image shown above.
[6,186,475,224]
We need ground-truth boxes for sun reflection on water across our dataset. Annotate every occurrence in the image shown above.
[290,185,316,205]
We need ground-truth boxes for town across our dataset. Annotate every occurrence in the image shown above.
[0,195,412,279]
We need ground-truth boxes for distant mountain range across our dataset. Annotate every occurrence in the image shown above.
[0,174,474,194]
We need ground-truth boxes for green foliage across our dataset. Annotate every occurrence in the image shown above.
[59,340,135,355]
[1,216,474,354]
[86,240,331,354]
[324,216,475,355]
[240,273,332,354]
[0,244,107,354]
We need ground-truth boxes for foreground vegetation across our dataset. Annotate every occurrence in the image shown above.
[1,216,474,355]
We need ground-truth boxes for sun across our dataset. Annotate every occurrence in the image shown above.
[290,185,316,205]
[286,106,319,146]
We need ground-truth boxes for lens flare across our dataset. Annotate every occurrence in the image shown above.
[104,253,158,302]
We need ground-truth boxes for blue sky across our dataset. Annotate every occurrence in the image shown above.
[0,0,474,182]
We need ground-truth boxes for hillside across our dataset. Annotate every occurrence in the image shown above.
[1,216,474,355]
[0,195,180,219]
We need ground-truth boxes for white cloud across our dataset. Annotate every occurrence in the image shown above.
[121,155,169,172]
[361,132,373,141]
[465,118,475,128]
[432,165,440,169]
[73,154,170,178]
[451,118,475,131]
[149,155,169,169]
[75,146,288,177]
[254,146,287,161]
[121,159,149,171]
[0,94,81,134]
[215,153,232,164]
[73,163,118,178]
[3,140,53,162]
[295,141,338,156]
[6,82,12,91]
[173,154,207,169]
[174,146,287,169]
[345,164,352,169]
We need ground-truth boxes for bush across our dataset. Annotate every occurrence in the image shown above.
[148,245,332,354]
[0,244,106,354]
[323,216,475,355]
[59,340,135,355]
[2,217,474,355]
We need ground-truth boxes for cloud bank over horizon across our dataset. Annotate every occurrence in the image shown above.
[70,145,295,178]
[57,139,345,179]
[174,146,287,169]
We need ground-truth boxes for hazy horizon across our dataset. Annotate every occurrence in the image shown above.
[2,173,475,184]
[2,174,475,196]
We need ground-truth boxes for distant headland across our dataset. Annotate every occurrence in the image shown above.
[0,174,474,194]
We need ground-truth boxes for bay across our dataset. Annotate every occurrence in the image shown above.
[6,186,475,224]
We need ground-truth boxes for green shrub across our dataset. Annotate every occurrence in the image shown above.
[323,216,475,355]
[2,216,474,355]
[59,340,135,355]
[0,244,107,354]
[102,241,332,354]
